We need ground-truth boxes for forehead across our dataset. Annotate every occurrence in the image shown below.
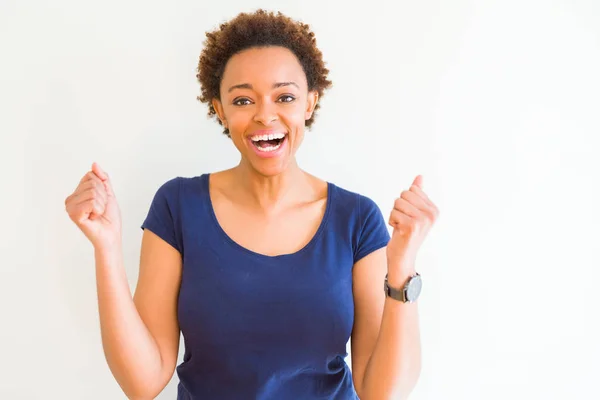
[220,46,307,92]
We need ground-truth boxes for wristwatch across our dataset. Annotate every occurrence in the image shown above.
[384,272,422,303]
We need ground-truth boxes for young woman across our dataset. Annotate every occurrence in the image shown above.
[65,9,439,400]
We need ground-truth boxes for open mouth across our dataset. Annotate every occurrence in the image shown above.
[249,133,287,153]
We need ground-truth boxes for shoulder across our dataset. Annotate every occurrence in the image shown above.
[159,176,184,190]
[155,173,210,196]
[148,174,206,207]
[329,181,384,220]
[328,181,390,263]
[146,176,183,202]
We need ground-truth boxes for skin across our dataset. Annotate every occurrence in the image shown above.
[210,45,321,212]
[208,46,330,257]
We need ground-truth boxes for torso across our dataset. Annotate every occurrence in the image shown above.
[207,169,329,257]
[170,173,379,399]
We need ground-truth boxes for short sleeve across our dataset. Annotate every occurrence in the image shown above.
[140,177,183,255]
[353,195,391,263]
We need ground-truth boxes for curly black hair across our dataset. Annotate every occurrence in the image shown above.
[196,9,333,137]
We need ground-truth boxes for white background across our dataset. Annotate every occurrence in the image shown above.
[1,0,599,398]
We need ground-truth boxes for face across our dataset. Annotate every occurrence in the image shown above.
[212,46,319,177]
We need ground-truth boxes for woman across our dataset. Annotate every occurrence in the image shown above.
[65,9,439,400]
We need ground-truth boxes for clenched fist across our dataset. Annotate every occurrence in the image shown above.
[386,175,439,275]
[65,162,122,250]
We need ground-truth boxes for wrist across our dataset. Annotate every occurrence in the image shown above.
[386,266,417,288]
[94,243,123,264]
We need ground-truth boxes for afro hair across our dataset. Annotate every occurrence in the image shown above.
[196,9,333,137]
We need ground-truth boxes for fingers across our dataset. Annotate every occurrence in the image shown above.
[388,208,413,231]
[67,185,106,219]
[75,163,114,198]
[78,170,103,187]
[393,196,421,218]
[409,184,434,208]
[89,196,106,220]
[388,176,440,234]
[72,179,107,205]
[72,181,107,207]
[399,190,430,213]
[407,185,439,219]
[92,162,115,198]
[392,189,439,226]
[65,167,109,221]
[92,162,108,181]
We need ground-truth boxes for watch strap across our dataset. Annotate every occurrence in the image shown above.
[384,273,420,302]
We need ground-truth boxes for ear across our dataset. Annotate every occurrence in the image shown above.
[305,90,319,120]
[212,97,227,127]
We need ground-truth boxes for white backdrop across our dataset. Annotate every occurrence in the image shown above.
[1,0,599,399]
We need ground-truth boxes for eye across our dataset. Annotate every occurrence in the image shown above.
[278,95,296,103]
[232,95,295,106]
[233,98,252,106]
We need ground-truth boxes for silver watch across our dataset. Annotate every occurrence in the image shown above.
[384,272,422,303]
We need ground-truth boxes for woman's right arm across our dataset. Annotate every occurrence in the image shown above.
[66,163,182,399]
[95,229,181,400]
[95,229,182,400]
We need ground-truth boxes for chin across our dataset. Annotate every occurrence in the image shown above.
[251,161,289,177]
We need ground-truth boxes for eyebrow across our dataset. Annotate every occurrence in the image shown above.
[227,81,299,93]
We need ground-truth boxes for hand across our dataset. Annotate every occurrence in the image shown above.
[65,162,122,250]
[386,175,439,275]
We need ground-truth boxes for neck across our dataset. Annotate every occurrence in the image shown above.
[232,159,309,212]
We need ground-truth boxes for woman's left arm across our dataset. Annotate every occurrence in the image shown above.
[352,256,422,400]
[351,175,439,400]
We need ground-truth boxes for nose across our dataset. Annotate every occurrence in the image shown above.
[253,99,278,125]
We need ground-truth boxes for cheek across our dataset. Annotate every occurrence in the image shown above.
[284,104,310,126]
[226,110,251,128]
[293,102,309,118]
[225,102,307,130]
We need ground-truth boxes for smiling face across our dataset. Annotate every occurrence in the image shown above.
[212,46,319,177]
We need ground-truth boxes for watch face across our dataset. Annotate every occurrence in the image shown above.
[406,275,422,301]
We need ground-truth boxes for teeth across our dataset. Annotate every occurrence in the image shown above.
[254,141,283,152]
[251,133,286,142]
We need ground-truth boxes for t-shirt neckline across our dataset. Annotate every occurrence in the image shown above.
[201,173,334,260]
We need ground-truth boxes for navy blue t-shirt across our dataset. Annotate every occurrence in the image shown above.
[140,173,390,400]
